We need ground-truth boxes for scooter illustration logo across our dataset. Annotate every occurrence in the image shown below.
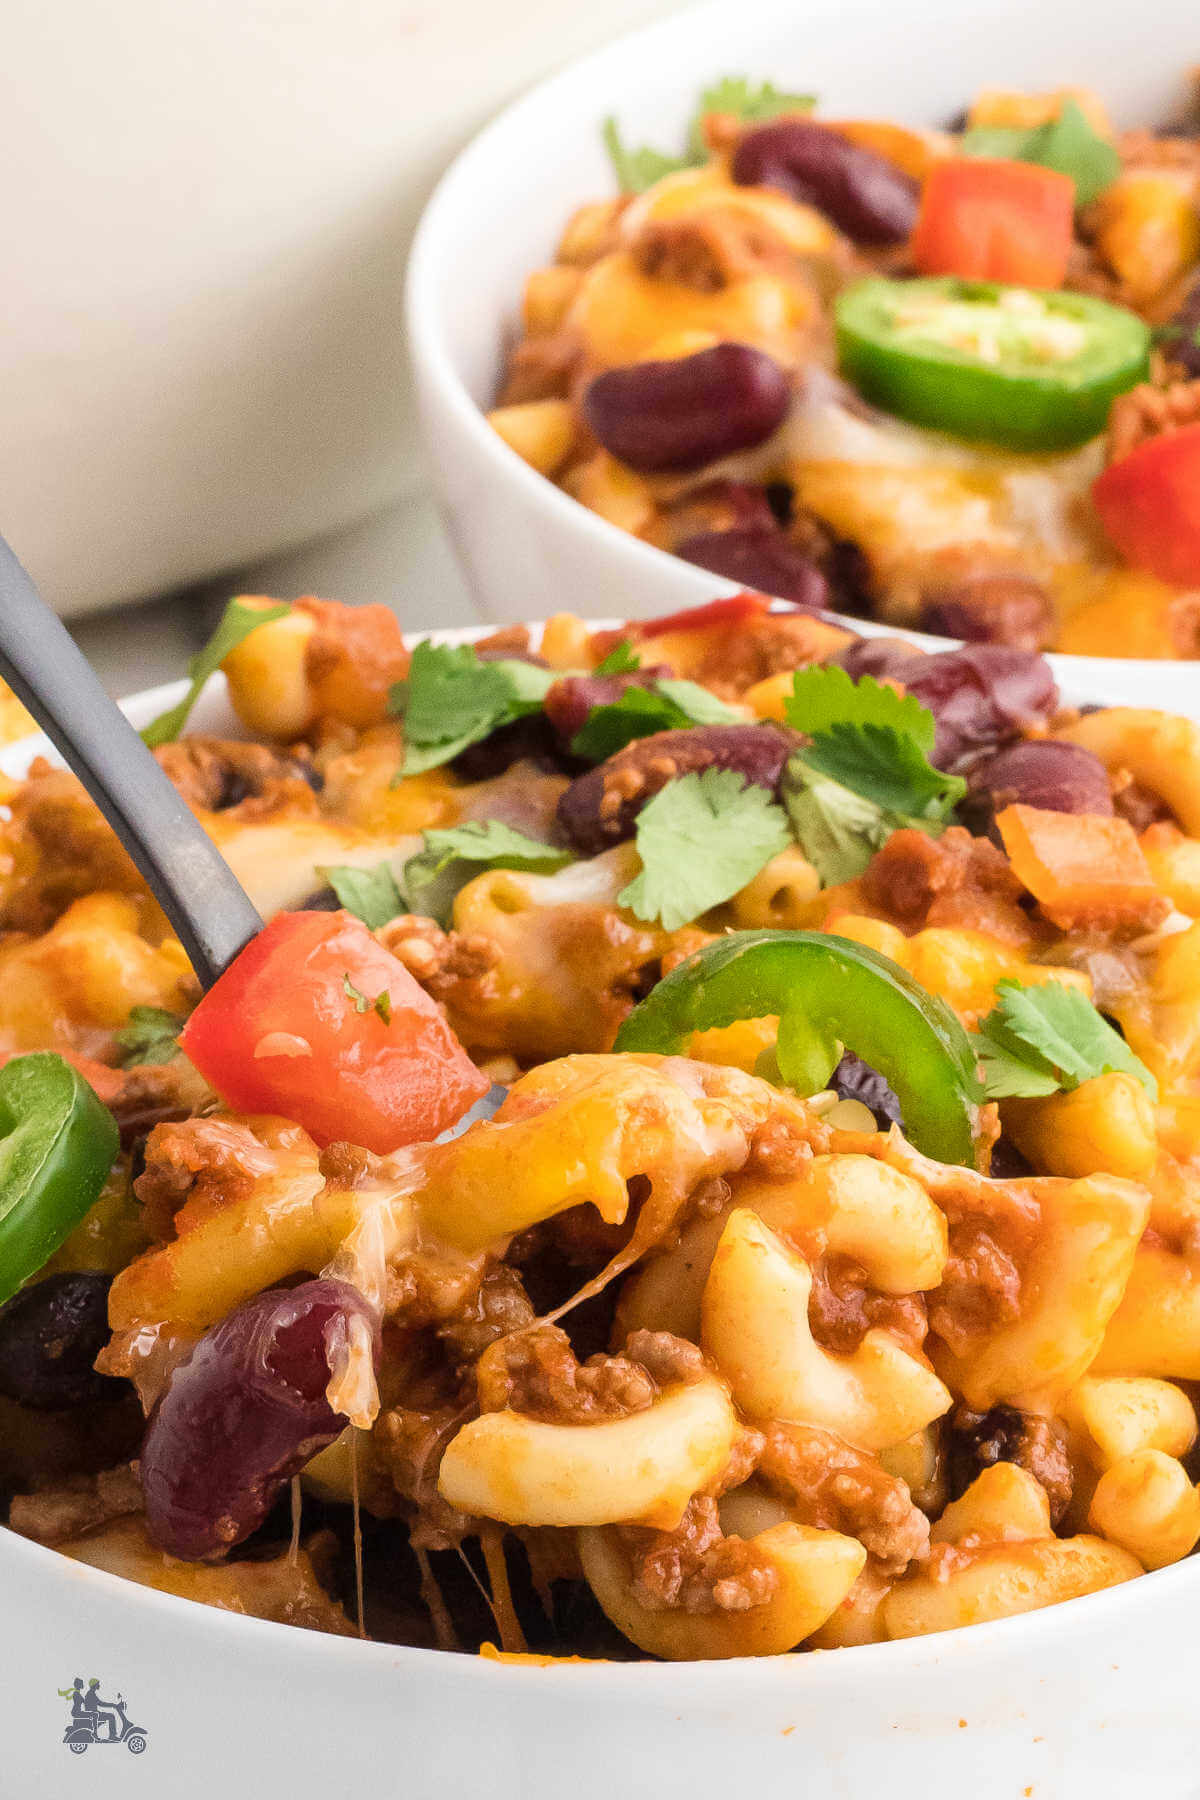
[58,1678,148,1755]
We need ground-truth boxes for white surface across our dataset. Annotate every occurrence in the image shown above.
[2,641,1199,1797]
[1,0,689,616]
[408,0,1200,699]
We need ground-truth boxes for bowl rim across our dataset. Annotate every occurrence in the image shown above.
[3,621,1199,1680]
[405,0,1196,675]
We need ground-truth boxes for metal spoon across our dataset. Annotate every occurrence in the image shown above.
[0,536,262,988]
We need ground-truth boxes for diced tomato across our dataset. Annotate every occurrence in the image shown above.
[638,592,772,638]
[179,912,488,1153]
[1092,422,1200,587]
[911,159,1075,289]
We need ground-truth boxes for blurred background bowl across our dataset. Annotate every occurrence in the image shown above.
[407,0,1198,683]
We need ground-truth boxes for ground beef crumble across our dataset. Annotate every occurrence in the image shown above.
[808,1254,928,1357]
[618,1496,779,1615]
[475,1325,706,1424]
[758,1423,930,1576]
[8,1462,143,1547]
[861,826,1031,945]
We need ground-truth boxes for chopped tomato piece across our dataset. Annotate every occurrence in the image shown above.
[179,912,488,1153]
[638,592,772,638]
[911,159,1075,288]
[1092,422,1200,587]
[996,804,1161,928]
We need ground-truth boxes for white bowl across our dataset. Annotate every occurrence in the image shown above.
[2,640,1199,1796]
[0,0,688,616]
[407,0,1200,696]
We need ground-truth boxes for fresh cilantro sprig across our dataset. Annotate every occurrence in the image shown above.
[141,598,291,748]
[785,665,936,749]
[404,821,573,927]
[619,768,792,930]
[601,118,691,194]
[686,76,816,159]
[593,639,641,676]
[317,861,405,930]
[961,99,1120,208]
[781,763,893,886]
[603,73,817,193]
[781,666,965,883]
[114,1005,185,1068]
[572,678,741,762]
[390,642,558,775]
[974,980,1157,1101]
[343,973,393,1026]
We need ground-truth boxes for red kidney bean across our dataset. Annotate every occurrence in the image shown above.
[731,120,918,245]
[962,740,1113,840]
[831,1052,902,1131]
[0,1273,124,1411]
[557,721,797,854]
[901,646,1059,769]
[140,1279,379,1561]
[832,636,927,683]
[919,574,1055,653]
[1161,273,1200,379]
[833,641,1059,764]
[674,527,832,610]
[583,343,791,473]
[544,666,672,743]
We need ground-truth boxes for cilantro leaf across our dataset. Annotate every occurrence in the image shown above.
[317,861,405,930]
[784,665,964,828]
[114,1005,184,1068]
[801,724,966,824]
[593,639,640,676]
[785,665,936,754]
[571,678,741,762]
[141,598,291,748]
[781,760,893,886]
[404,821,573,928]
[391,643,557,774]
[687,76,816,159]
[602,116,691,193]
[619,768,792,930]
[974,979,1157,1102]
[343,973,392,1025]
[961,99,1121,207]
[605,75,818,192]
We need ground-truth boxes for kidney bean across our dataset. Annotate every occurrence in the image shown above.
[583,343,791,473]
[833,641,1058,766]
[1161,273,1200,379]
[674,527,832,610]
[0,1273,124,1411]
[140,1278,379,1561]
[919,574,1055,653]
[544,666,671,744]
[830,1052,902,1131]
[961,740,1113,839]
[557,721,797,854]
[832,636,926,683]
[903,646,1058,769]
[731,119,918,245]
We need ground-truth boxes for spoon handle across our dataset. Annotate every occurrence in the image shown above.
[0,537,262,988]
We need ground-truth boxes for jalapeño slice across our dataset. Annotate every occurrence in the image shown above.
[835,276,1151,452]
